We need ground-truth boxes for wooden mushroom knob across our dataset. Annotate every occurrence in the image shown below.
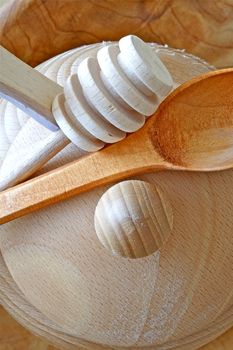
[94,180,173,259]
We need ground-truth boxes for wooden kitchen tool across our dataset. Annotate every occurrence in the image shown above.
[0,35,173,190]
[0,0,232,68]
[0,1,233,349]
[0,67,232,225]
[0,41,232,350]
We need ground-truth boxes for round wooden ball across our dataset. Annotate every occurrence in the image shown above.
[94,180,173,258]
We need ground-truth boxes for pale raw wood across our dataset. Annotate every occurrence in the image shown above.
[74,53,145,132]
[0,37,174,190]
[0,252,87,350]
[1,170,233,349]
[97,44,159,116]
[0,0,232,68]
[0,1,232,348]
[201,328,233,350]
[1,68,233,224]
[0,44,101,191]
[0,306,55,350]
[94,180,173,259]
[0,41,198,192]
[0,46,61,131]
[65,35,167,135]
[53,36,169,149]
[118,35,173,97]
[1,230,232,350]
[52,93,103,152]
[0,45,233,350]
[1,303,232,350]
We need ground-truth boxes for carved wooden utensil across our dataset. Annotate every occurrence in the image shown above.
[0,41,232,350]
[0,68,232,224]
[0,36,173,190]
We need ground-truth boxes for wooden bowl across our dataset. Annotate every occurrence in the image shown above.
[0,1,232,350]
[0,0,232,68]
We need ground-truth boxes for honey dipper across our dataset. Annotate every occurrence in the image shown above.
[0,40,233,224]
[0,35,173,190]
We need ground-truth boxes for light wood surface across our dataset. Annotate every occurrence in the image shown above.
[94,180,173,259]
[0,306,55,350]
[0,36,174,191]
[0,41,208,205]
[0,45,60,130]
[0,44,100,191]
[0,305,232,350]
[0,44,233,350]
[0,0,232,68]
[0,1,232,349]
[1,67,233,225]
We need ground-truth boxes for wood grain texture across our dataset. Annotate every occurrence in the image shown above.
[1,67,233,224]
[0,0,232,68]
[0,43,213,193]
[0,45,60,130]
[94,180,173,259]
[0,44,102,191]
[0,1,232,348]
[0,46,233,350]
[0,306,55,350]
[200,327,233,350]
[1,306,232,350]
[0,36,175,191]
[0,252,233,350]
[1,167,233,349]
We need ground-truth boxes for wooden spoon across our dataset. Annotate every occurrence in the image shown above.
[0,38,172,190]
[0,68,232,224]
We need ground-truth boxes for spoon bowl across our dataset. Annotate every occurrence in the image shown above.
[152,68,233,171]
[0,68,232,224]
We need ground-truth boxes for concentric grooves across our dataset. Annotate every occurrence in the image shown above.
[52,35,174,152]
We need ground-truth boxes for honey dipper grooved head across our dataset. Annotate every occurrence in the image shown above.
[52,35,173,151]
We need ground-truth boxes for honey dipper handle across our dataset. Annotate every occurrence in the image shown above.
[0,46,62,131]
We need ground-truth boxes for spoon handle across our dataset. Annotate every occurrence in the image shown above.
[0,46,61,131]
[0,127,165,225]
